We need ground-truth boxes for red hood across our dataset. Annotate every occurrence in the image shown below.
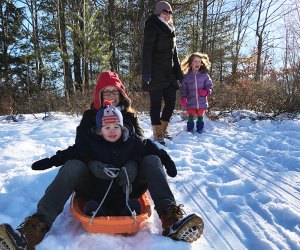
[93,71,131,110]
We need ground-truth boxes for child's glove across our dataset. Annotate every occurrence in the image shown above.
[158,149,177,177]
[31,158,53,170]
[198,88,210,97]
[88,161,118,180]
[116,160,138,187]
[181,97,187,108]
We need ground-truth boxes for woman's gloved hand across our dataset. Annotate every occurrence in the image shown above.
[159,149,177,177]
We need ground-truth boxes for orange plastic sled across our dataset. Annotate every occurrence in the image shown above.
[70,192,152,234]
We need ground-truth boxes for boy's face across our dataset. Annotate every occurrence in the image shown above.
[101,86,120,106]
[191,56,202,72]
[99,123,122,142]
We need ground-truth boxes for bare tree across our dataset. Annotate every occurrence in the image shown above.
[230,0,257,78]
[254,0,288,81]
[202,0,216,52]
[282,0,300,111]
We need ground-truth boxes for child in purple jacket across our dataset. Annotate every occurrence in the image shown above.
[180,52,213,133]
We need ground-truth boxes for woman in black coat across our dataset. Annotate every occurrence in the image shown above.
[142,1,183,145]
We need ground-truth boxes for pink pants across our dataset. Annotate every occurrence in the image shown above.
[186,108,205,117]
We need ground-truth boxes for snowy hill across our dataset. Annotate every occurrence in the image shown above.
[0,112,299,250]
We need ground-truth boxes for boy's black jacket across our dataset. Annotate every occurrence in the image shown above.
[33,129,177,177]
[50,128,145,168]
[33,103,177,176]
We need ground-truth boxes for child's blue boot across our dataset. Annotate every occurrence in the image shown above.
[196,121,204,133]
[187,121,194,132]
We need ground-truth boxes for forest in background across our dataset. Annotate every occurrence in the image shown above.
[0,0,299,116]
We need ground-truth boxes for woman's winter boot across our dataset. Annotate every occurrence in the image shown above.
[0,215,49,250]
[161,121,172,139]
[158,204,204,242]
[152,125,165,145]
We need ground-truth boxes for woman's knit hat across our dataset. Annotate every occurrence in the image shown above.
[154,1,172,15]
[93,71,131,110]
[96,100,123,129]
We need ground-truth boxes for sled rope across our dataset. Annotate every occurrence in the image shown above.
[123,168,137,224]
[89,167,120,225]
[104,167,120,178]
[89,166,137,225]
[89,178,115,225]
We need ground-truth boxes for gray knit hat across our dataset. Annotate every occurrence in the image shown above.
[154,1,172,15]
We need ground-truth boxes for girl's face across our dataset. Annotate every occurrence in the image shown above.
[99,123,122,142]
[191,56,202,73]
[159,10,172,22]
[101,86,120,106]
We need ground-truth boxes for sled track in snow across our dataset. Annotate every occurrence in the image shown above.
[216,153,300,211]
[177,152,300,250]
[179,182,247,250]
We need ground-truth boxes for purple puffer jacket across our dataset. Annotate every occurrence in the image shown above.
[179,70,213,109]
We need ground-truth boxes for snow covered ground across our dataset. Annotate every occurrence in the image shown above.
[0,111,299,250]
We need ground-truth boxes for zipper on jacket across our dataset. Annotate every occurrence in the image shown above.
[194,73,199,109]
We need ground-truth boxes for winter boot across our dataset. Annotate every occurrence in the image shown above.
[84,200,113,216]
[84,200,99,216]
[119,198,142,216]
[159,204,204,243]
[161,121,172,140]
[196,121,204,133]
[152,125,165,146]
[0,216,48,250]
[186,121,194,132]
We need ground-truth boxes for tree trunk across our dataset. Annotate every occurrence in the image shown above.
[71,0,83,92]
[201,0,208,52]
[255,34,263,81]
[0,1,9,83]
[57,0,73,103]
[30,0,44,90]
[82,0,89,90]
[108,0,117,71]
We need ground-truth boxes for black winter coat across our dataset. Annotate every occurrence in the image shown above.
[51,129,145,168]
[75,108,144,143]
[142,14,183,91]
